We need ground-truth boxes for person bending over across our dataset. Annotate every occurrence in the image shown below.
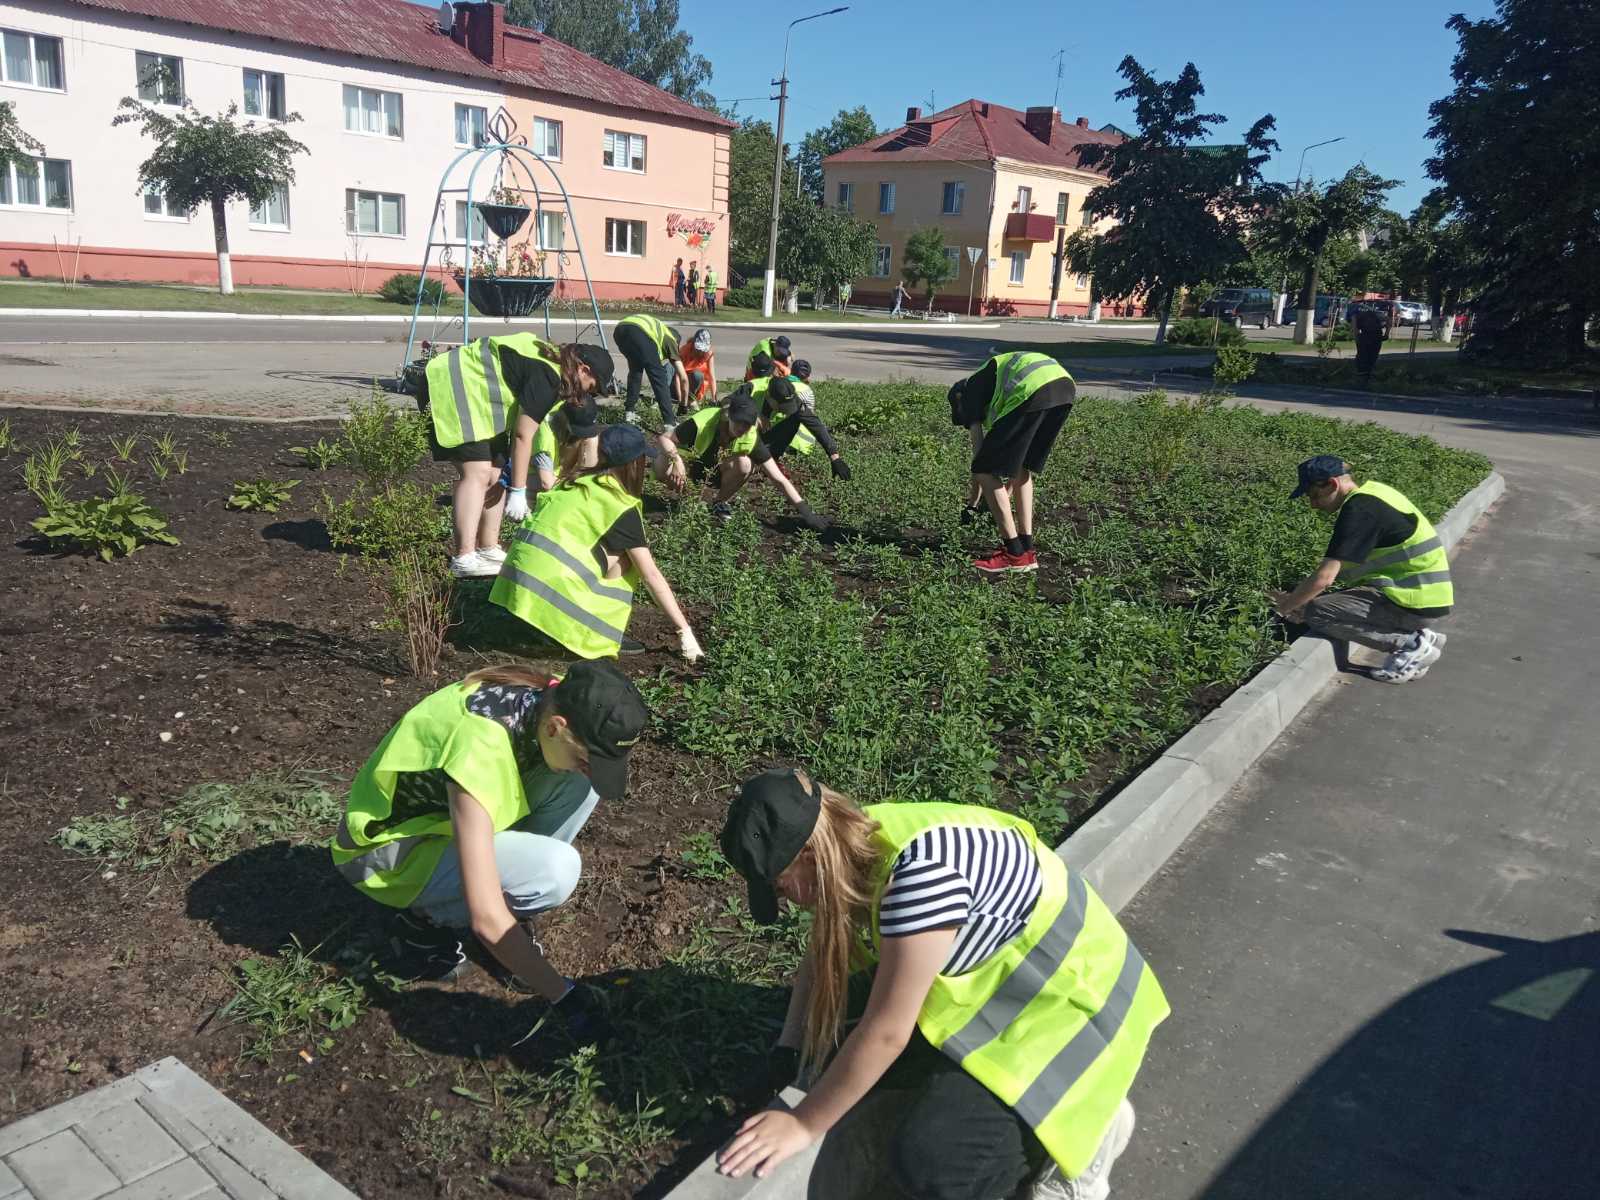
[756,373,850,480]
[501,342,615,521]
[614,313,689,429]
[679,328,718,411]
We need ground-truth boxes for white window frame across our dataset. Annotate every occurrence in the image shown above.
[1055,192,1069,225]
[135,51,183,106]
[837,181,854,209]
[1081,206,1094,227]
[605,217,646,257]
[249,184,290,231]
[941,180,964,216]
[871,244,891,278]
[343,84,403,139]
[242,69,286,120]
[942,246,960,277]
[453,199,487,244]
[602,129,646,173]
[454,103,487,148]
[532,116,562,160]
[1009,250,1026,285]
[345,188,404,237]
[142,186,188,221]
[3,28,65,92]
[878,181,895,214]
[1073,272,1090,290]
[536,209,566,251]
[1,156,72,211]
[1015,185,1032,212]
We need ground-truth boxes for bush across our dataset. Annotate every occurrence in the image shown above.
[340,388,429,486]
[984,296,1018,316]
[379,272,446,307]
[1213,344,1258,387]
[319,480,448,561]
[1166,316,1247,347]
[723,281,764,309]
[32,492,179,560]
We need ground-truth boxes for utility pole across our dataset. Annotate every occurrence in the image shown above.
[763,7,849,320]
[1047,227,1066,319]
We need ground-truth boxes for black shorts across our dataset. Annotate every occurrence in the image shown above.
[429,426,509,466]
[971,383,1074,478]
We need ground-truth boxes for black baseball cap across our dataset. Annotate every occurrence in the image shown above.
[772,345,792,365]
[772,336,792,350]
[749,351,774,378]
[571,343,617,396]
[562,399,600,440]
[725,392,760,427]
[766,376,800,416]
[599,422,657,466]
[719,768,822,924]
[791,359,812,381]
[549,660,648,801]
[1289,455,1350,499]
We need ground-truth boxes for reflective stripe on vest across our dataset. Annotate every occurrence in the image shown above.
[618,313,675,357]
[688,405,758,459]
[863,802,1168,1178]
[488,474,642,658]
[424,333,557,448]
[983,352,1071,433]
[1339,480,1454,610]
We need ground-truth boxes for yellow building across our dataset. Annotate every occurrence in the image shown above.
[823,101,1132,317]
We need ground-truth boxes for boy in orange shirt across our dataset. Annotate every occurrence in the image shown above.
[679,328,718,411]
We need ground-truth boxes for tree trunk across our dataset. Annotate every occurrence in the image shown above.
[210,193,234,296]
[1294,263,1319,345]
[1154,289,1175,346]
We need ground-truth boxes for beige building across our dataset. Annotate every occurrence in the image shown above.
[824,100,1134,317]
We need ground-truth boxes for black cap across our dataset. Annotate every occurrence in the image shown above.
[772,345,792,365]
[791,359,812,381]
[719,769,822,924]
[571,343,617,396]
[749,351,774,378]
[599,422,657,466]
[562,399,600,440]
[725,392,759,427]
[1290,455,1350,499]
[766,376,800,416]
[773,336,791,350]
[549,660,648,801]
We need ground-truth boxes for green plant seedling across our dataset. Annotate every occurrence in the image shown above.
[228,479,301,513]
[150,430,180,460]
[109,433,140,461]
[678,831,733,881]
[0,418,12,452]
[147,453,171,482]
[31,492,180,561]
[171,448,189,475]
[206,429,235,447]
[288,437,345,470]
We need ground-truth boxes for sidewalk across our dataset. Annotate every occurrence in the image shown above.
[1113,424,1600,1197]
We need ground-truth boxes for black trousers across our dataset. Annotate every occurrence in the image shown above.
[1355,333,1382,378]
[614,322,677,426]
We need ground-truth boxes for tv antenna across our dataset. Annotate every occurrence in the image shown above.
[1051,48,1066,110]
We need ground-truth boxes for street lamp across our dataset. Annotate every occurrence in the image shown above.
[1280,136,1347,327]
[762,6,849,320]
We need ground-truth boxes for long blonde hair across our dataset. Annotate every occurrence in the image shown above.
[782,772,882,1070]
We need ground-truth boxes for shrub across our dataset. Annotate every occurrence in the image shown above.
[378,551,457,676]
[320,480,448,560]
[379,272,446,307]
[723,281,765,308]
[228,479,300,513]
[1166,316,1247,347]
[32,492,179,560]
[340,388,429,486]
[1213,343,1258,387]
[984,296,1018,316]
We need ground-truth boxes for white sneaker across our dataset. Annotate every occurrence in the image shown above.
[625,410,641,425]
[476,544,507,566]
[1032,1100,1135,1200]
[1371,632,1441,683]
[449,552,499,579]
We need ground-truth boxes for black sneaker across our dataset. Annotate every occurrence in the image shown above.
[619,636,647,654]
[390,911,478,983]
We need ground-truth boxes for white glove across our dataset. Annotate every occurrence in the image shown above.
[503,486,529,523]
[679,626,704,663]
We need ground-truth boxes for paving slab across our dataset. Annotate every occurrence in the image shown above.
[0,1060,355,1200]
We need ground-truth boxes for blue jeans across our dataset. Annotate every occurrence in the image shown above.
[409,766,597,929]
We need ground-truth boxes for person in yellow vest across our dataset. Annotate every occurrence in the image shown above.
[1272,456,1453,683]
[420,334,614,579]
[949,351,1077,575]
[614,313,689,429]
[330,659,646,1027]
[492,424,705,662]
[756,363,849,478]
[746,335,791,382]
[499,341,616,521]
[714,768,1167,1199]
[654,392,828,529]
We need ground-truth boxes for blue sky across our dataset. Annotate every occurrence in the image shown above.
[681,0,1498,213]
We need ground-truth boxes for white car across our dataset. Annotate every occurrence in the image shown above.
[1397,301,1430,326]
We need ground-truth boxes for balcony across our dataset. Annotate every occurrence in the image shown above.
[1004,212,1056,242]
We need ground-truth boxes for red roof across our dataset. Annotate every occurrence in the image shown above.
[824,100,1118,173]
[65,0,731,128]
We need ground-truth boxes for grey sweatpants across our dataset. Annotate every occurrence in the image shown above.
[1302,586,1431,653]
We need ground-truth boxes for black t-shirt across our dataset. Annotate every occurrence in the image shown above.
[671,415,772,465]
[955,359,1071,427]
[593,507,648,572]
[502,351,561,423]
[1326,493,1450,616]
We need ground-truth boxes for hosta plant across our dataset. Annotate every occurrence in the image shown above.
[32,492,180,560]
[228,478,300,513]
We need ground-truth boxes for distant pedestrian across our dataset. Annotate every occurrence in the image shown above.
[891,280,910,316]
[703,265,718,315]
[670,258,686,308]
[1353,305,1385,386]
[687,262,700,307]
[838,280,852,312]
[1273,456,1453,684]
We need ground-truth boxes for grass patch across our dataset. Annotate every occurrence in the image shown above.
[0,279,413,315]
[219,936,393,1062]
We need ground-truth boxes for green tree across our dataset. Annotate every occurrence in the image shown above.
[776,200,877,304]
[901,227,955,310]
[727,117,798,271]
[1386,198,1477,337]
[795,105,878,203]
[1426,0,1600,363]
[0,101,44,174]
[506,0,714,108]
[113,75,307,295]
[1255,165,1397,343]
[1064,56,1277,344]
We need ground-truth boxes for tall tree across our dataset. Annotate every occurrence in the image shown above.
[506,0,714,108]
[727,117,798,272]
[0,101,44,174]
[901,227,955,310]
[1426,0,1600,363]
[1063,57,1276,344]
[795,106,877,203]
[1387,197,1477,339]
[1255,166,1397,343]
[776,199,877,305]
[113,74,307,295]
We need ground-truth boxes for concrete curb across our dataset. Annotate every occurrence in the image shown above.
[660,468,1506,1200]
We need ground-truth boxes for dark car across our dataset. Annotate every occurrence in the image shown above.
[1282,294,1349,327]
[1198,287,1275,329]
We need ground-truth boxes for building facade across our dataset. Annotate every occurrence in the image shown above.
[0,0,730,299]
[824,101,1134,318]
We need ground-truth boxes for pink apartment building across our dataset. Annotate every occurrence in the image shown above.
[0,0,730,300]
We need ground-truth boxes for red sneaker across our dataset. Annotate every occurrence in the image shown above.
[1010,549,1039,572]
[973,548,1037,574]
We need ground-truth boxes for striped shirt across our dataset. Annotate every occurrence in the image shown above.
[878,824,1042,976]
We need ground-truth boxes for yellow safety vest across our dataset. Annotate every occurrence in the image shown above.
[423,333,558,448]
[981,352,1072,434]
[864,802,1169,1178]
[754,376,819,454]
[1338,480,1454,610]
[330,680,535,907]
[616,313,678,359]
[489,474,643,658]
[686,404,759,460]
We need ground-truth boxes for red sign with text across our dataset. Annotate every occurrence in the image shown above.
[666,212,717,248]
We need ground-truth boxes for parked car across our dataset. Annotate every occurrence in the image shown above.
[1281,294,1348,327]
[1348,299,1399,337]
[1396,301,1429,326]
[1199,287,1275,329]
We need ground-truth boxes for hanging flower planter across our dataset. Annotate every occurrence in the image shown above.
[453,273,556,318]
[475,203,531,239]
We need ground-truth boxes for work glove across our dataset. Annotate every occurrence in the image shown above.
[959,503,985,527]
[679,627,705,663]
[795,502,829,533]
[764,1046,801,1094]
[503,487,530,523]
[830,458,852,481]
[556,980,612,1045]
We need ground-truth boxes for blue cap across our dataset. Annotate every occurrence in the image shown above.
[1290,455,1349,499]
[600,422,657,466]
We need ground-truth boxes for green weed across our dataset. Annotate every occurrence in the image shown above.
[678,831,733,881]
[108,433,139,462]
[0,418,12,452]
[228,479,301,513]
[147,453,170,482]
[31,492,179,561]
[219,936,383,1062]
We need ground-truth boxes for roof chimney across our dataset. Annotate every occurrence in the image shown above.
[978,102,989,117]
[452,2,497,64]
[1075,115,1089,128]
[906,106,921,123]
[1024,105,1058,144]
